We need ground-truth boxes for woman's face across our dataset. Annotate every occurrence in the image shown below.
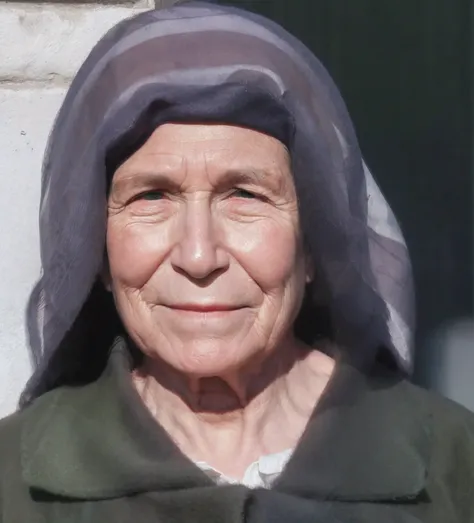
[107,123,311,376]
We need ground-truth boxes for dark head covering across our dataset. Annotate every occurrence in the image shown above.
[22,0,414,405]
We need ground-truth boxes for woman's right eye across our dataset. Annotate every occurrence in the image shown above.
[138,190,165,200]
[129,190,165,203]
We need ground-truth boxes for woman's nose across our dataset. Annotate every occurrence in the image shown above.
[170,202,229,280]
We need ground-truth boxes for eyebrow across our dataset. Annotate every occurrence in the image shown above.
[111,167,285,196]
[111,172,179,195]
[218,168,283,193]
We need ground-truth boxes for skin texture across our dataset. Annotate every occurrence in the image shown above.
[106,124,334,478]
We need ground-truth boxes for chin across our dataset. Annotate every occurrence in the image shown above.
[170,340,250,377]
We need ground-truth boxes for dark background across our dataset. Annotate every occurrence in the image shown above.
[217,0,473,386]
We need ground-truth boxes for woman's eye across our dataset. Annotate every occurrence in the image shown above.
[137,190,165,201]
[232,188,257,199]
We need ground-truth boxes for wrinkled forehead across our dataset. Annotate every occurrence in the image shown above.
[110,122,294,199]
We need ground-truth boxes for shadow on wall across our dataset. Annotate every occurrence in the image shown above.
[420,319,474,412]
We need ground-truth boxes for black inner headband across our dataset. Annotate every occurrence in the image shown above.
[105,83,295,183]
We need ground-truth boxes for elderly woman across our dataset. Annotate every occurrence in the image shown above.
[1,2,473,522]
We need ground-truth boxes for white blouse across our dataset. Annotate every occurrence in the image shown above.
[195,448,293,488]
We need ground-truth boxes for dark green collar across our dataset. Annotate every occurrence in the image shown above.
[274,361,432,501]
[21,338,432,502]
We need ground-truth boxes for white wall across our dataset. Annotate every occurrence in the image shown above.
[0,0,156,416]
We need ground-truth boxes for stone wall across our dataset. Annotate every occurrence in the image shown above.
[0,0,162,416]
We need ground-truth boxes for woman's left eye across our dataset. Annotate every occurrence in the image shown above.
[232,188,258,199]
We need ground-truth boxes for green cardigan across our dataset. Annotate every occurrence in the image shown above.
[1,338,474,523]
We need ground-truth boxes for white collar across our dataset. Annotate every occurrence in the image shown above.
[195,448,293,488]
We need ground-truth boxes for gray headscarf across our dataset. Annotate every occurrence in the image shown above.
[22,0,414,405]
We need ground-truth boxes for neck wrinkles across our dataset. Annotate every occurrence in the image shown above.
[131,338,335,479]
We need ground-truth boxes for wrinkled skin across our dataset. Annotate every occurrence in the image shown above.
[107,124,312,379]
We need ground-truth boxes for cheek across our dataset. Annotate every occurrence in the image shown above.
[228,219,303,290]
[107,221,167,288]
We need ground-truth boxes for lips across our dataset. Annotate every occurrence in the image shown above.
[168,304,242,313]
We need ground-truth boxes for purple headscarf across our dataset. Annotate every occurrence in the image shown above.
[23,0,414,404]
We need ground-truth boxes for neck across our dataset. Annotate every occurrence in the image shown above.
[132,338,335,479]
